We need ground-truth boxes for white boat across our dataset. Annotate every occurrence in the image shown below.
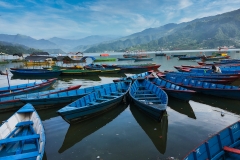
[0,103,45,160]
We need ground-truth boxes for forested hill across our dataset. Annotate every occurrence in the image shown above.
[0,41,41,55]
[85,8,240,52]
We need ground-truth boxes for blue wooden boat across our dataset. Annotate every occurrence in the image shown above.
[160,73,234,84]
[0,85,81,112]
[129,78,168,122]
[183,121,240,160]
[0,79,56,94]
[0,103,45,160]
[147,77,196,101]
[162,75,240,100]
[18,82,130,109]
[0,78,57,98]
[113,71,153,82]
[178,56,203,60]
[57,81,132,123]
[171,54,186,57]
[10,70,62,77]
[163,72,239,83]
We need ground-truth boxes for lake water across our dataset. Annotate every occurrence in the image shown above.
[0,50,240,160]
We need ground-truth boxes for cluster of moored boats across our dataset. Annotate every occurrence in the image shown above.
[9,63,161,78]
[2,57,240,159]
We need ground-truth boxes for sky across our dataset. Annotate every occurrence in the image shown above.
[0,0,239,40]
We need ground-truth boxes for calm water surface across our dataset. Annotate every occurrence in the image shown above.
[0,50,240,160]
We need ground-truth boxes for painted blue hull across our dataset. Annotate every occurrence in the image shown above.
[60,96,123,123]
[0,85,81,111]
[163,75,240,100]
[113,71,153,82]
[58,81,132,123]
[178,56,203,60]
[10,70,62,77]
[129,79,168,122]
[184,121,240,160]
[147,77,196,101]
[0,79,57,98]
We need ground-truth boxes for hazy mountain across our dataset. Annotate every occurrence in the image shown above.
[85,8,240,52]
[48,35,121,52]
[0,34,58,50]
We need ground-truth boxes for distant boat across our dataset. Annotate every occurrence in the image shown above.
[0,103,45,160]
[129,78,168,122]
[102,63,161,71]
[117,57,135,61]
[134,58,153,62]
[57,80,132,123]
[183,120,240,160]
[10,70,62,77]
[155,53,166,56]
[171,54,187,57]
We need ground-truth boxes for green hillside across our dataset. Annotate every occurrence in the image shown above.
[85,9,240,52]
[0,41,41,55]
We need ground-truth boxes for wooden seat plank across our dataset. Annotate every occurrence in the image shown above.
[0,151,39,160]
[16,121,33,127]
[0,134,39,144]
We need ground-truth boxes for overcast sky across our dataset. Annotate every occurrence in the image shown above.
[0,0,239,39]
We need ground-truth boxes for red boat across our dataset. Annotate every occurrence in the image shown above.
[102,63,161,71]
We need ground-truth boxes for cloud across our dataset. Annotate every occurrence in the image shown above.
[178,0,193,9]
[1,0,240,39]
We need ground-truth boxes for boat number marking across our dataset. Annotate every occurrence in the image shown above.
[196,148,201,154]
[231,124,238,130]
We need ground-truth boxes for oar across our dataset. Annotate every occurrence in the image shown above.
[6,69,11,93]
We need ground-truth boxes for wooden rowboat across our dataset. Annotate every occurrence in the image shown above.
[10,70,62,77]
[57,81,132,123]
[0,78,56,94]
[129,78,168,122]
[161,75,240,100]
[0,103,45,160]
[183,121,240,160]
[0,78,57,98]
[0,85,81,112]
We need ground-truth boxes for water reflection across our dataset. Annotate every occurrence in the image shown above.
[130,103,168,154]
[192,93,240,115]
[168,97,196,119]
[58,75,101,82]
[99,72,126,78]
[58,103,128,153]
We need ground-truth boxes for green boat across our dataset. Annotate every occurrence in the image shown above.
[59,69,101,76]
[94,57,116,62]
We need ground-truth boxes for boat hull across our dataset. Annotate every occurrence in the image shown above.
[60,96,124,123]
[183,121,240,160]
[129,79,168,122]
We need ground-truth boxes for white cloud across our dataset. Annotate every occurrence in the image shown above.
[178,0,193,9]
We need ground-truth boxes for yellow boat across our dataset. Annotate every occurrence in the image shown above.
[24,61,56,66]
